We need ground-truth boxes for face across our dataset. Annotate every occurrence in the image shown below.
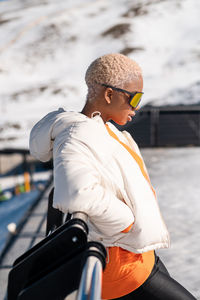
[104,76,143,125]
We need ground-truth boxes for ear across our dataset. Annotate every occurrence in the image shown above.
[104,88,113,104]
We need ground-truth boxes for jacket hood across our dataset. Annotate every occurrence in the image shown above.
[29,108,89,162]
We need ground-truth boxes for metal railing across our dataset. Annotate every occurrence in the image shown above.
[73,212,104,300]
[76,253,102,300]
[116,104,200,147]
[5,209,105,300]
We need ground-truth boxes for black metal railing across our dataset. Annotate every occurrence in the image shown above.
[117,104,200,147]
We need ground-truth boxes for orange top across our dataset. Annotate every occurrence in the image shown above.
[101,125,155,299]
[102,248,155,299]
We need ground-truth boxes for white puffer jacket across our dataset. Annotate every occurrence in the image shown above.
[29,108,170,253]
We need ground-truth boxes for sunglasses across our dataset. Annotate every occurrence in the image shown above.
[101,83,143,109]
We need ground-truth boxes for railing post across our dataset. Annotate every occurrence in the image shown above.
[150,107,159,147]
[76,256,102,300]
[72,212,105,300]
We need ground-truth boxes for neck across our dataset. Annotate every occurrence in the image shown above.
[81,101,108,123]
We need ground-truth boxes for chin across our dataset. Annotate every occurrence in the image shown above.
[114,119,128,126]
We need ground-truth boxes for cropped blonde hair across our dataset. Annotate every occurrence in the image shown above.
[85,53,142,102]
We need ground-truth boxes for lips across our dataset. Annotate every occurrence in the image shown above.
[128,112,135,121]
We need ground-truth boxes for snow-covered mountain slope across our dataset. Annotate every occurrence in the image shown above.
[0,0,200,149]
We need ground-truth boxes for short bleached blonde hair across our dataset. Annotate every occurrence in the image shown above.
[85,53,142,102]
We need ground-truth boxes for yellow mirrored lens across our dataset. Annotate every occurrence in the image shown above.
[130,93,142,108]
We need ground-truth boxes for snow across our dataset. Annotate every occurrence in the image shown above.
[0,0,200,148]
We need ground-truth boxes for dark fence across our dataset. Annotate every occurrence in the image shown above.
[0,148,52,176]
[117,105,200,147]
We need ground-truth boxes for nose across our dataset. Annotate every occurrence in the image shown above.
[130,107,137,114]
[131,111,136,116]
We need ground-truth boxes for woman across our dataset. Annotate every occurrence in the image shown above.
[30,53,196,299]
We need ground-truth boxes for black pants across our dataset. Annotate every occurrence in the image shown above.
[115,254,196,300]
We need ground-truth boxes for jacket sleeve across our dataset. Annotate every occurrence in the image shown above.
[53,137,135,237]
[29,108,65,162]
